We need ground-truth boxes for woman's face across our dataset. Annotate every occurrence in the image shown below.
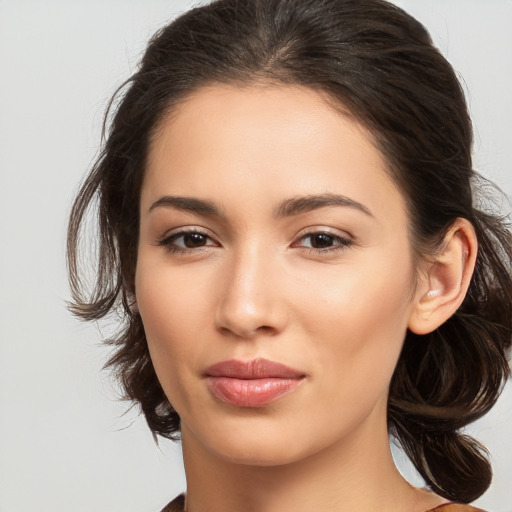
[136,84,422,465]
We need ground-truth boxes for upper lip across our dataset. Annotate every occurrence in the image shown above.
[204,358,305,379]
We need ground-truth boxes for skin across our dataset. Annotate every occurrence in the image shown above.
[135,83,477,512]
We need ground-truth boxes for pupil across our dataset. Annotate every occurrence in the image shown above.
[184,233,206,248]
[312,234,333,248]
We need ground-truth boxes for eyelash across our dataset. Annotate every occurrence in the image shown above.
[157,229,354,255]
[293,232,353,253]
[157,229,216,254]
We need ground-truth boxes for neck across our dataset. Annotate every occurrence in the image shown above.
[180,403,444,512]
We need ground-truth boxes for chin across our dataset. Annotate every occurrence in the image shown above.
[182,412,310,467]
[214,440,304,467]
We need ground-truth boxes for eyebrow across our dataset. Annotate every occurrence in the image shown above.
[274,193,373,218]
[149,196,221,216]
[148,193,373,218]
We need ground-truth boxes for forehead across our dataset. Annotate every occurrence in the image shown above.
[142,83,406,225]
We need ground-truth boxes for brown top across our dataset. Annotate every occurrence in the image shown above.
[429,506,486,512]
[159,494,487,512]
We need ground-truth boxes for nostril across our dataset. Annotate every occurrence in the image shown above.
[257,325,277,335]
[216,322,279,339]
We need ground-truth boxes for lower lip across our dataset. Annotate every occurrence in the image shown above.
[206,377,304,407]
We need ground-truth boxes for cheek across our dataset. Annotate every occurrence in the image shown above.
[134,263,207,402]
[303,254,415,404]
[136,254,211,339]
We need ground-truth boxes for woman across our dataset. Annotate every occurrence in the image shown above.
[67,0,512,511]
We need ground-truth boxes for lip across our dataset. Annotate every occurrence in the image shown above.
[204,358,306,407]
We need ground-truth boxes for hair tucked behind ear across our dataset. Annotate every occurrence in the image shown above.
[389,203,512,502]
[67,0,512,502]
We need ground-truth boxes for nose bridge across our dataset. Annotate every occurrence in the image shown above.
[215,239,285,338]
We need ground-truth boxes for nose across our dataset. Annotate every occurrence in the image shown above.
[214,245,288,339]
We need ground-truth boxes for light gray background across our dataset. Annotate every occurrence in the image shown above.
[0,1,511,511]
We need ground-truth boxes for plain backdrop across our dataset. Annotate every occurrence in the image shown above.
[0,1,511,511]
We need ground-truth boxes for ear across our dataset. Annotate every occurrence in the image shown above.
[408,218,478,335]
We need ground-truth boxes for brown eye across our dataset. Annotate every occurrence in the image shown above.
[309,233,336,248]
[158,230,218,253]
[182,232,208,248]
[295,231,353,252]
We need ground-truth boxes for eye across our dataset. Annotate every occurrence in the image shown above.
[158,229,218,253]
[294,231,353,252]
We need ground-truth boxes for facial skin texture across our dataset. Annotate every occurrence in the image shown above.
[136,84,465,512]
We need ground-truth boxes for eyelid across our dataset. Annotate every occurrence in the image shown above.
[293,226,354,242]
[155,225,355,254]
[157,226,220,252]
[291,227,355,252]
[158,225,217,240]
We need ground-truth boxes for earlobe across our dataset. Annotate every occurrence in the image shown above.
[408,218,478,335]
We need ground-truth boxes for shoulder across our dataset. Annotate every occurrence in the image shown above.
[160,493,185,512]
[158,495,488,512]
[427,504,487,512]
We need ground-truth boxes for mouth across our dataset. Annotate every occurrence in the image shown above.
[204,358,306,408]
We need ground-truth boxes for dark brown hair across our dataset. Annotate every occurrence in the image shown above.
[67,0,512,503]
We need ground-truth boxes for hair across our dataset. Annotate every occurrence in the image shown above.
[67,0,512,503]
